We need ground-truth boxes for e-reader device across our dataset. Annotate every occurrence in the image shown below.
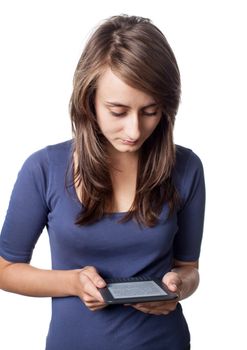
[98,276,178,304]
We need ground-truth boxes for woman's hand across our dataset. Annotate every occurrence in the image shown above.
[126,272,182,316]
[75,266,108,311]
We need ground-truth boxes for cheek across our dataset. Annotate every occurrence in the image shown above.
[97,118,123,137]
[102,125,115,136]
[143,118,162,136]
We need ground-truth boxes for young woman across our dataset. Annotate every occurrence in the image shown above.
[0,15,205,350]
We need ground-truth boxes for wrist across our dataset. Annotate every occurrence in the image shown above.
[69,269,82,297]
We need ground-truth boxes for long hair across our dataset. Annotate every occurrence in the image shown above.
[69,14,181,227]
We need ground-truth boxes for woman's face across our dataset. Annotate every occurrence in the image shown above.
[95,68,162,155]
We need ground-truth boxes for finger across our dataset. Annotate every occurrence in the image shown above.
[85,300,106,308]
[79,273,105,302]
[162,272,181,292]
[82,292,107,308]
[131,301,178,315]
[82,293,107,311]
[131,305,163,315]
[89,304,108,311]
[83,293,104,304]
[131,304,150,313]
[167,280,182,298]
[81,266,106,288]
[167,282,178,292]
[162,272,177,285]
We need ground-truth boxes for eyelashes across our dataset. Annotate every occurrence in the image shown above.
[110,111,158,117]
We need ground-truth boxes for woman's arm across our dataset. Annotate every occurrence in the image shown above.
[128,260,199,315]
[170,259,199,300]
[0,256,78,297]
[0,257,106,310]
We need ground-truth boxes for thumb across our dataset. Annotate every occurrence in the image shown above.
[162,272,180,292]
[167,281,178,292]
[80,266,106,288]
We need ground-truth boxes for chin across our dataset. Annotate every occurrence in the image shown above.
[107,139,143,154]
[117,145,141,153]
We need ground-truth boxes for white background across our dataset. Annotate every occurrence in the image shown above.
[0,1,246,349]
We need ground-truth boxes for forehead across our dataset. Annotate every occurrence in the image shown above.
[95,68,155,106]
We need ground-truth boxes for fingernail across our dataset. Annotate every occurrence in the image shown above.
[98,280,105,287]
[169,284,177,291]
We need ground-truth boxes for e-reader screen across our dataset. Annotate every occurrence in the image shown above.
[108,281,167,299]
[99,277,178,304]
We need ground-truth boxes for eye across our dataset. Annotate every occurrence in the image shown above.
[110,111,126,117]
[143,112,158,116]
[110,110,159,117]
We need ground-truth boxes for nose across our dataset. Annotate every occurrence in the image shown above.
[124,113,141,141]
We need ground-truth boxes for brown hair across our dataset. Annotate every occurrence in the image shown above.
[69,14,181,227]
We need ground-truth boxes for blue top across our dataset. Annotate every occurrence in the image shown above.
[0,140,205,350]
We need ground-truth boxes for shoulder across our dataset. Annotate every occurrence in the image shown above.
[16,140,73,188]
[175,144,203,171]
[46,139,73,161]
[14,140,73,208]
[23,139,73,170]
[173,144,205,203]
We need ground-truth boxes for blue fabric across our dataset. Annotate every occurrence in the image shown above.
[0,140,205,350]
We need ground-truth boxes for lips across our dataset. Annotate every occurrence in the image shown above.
[121,139,138,145]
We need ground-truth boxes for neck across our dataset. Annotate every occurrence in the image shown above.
[110,152,139,173]
[107,144,139,170]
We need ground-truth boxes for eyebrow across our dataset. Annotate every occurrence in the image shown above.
[104,101,158,109]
